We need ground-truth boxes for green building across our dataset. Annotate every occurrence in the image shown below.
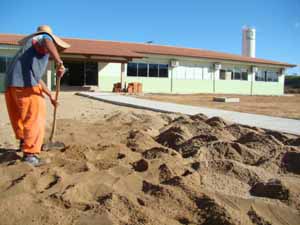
[0,34,296,95]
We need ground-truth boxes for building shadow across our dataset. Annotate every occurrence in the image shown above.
[0,148,21,164]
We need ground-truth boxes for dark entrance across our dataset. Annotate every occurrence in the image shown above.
[61,61,98,86]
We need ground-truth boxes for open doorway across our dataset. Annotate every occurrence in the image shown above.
[61,61,98,86]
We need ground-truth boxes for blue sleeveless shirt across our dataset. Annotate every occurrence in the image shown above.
[5,34,53,90]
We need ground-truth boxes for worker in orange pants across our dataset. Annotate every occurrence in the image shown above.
[5,85,46,155]
[4,25,70,166]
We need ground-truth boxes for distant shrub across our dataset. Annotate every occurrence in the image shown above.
[285,76,300,88]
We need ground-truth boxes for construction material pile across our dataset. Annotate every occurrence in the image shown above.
[0,111,300,225]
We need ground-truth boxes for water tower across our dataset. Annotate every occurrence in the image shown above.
[242,26,256,58]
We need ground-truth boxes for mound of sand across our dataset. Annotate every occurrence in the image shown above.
[1,110,300,225]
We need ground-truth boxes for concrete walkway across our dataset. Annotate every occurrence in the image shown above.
[77,92,300,135]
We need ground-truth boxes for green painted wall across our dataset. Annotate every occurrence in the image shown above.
[215,80,251,94]
[172,79,214,93]
[252,81,284,95]
[126,77,171,93]
[98,74,284,95]
[99,76,120,92]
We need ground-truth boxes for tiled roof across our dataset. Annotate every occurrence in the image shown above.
[0,33,296,67]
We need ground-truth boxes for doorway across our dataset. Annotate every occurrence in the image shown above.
[61,61,98,86]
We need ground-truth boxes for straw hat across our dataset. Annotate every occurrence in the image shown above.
[19,25,70,49]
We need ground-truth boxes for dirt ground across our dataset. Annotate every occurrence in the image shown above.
[138,93,300,120]
[1,92,300,225]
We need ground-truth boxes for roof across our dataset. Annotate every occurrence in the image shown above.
[0,33,296,67]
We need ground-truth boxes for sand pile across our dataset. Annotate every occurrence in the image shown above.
[0,111,300,225]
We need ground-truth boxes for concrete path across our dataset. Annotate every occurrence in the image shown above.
[77,92,300,135]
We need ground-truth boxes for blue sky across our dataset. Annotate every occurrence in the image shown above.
[0,0,299,74]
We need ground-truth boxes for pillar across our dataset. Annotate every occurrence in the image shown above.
[121,63,126,90]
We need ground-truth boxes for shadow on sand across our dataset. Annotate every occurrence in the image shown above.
[0,148,21,164]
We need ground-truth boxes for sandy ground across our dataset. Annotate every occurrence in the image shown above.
[138,94,300,120]
[1,92,300,225]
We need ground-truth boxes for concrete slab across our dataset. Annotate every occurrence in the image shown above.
[77,92,300,135]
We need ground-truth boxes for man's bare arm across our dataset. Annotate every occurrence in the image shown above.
[44,39,63,64]
[39,80,57,107]
[44,39,65,77]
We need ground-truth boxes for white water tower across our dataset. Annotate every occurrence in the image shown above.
[242,26,256,58]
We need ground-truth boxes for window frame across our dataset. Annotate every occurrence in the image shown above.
[137,63,148,77]
[158,64,169,78]
[127,62,169,78]
[127,62,138,77]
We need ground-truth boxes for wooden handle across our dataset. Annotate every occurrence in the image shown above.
[49,76,61,142]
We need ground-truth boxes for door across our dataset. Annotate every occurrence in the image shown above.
[62,62,84,86]
[85,62,98,85]
[61,61,98,86]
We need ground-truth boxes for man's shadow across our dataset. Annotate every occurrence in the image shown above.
[0,148,21,164]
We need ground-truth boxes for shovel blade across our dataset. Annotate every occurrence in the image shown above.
[42,141,66,151]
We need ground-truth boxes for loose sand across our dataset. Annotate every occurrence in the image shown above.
[0,92,300,225]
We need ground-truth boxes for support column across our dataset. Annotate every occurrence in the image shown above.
[250,67,257,95]
[46,61,53,90]
[121,63,126,90]
[213,64,221,93]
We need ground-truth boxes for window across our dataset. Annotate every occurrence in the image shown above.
[255,70,266,81]
[266,71,279,82]
[185,66,194,80]
[138,63,148,77]
[220,69,233,80]
[174,66,185,79]
[0,56,6,73]
[255,70,279,82]
[241,71,248,80]
[0,56,15,73]
[233,69,241,80]
[194,67,203,80]
[6,57,13,68]
[127,62,168,78]
[127,63,138,76]
[202,67,211,80]
[149,64,159,77]
[159,64,168,77]
[220,69,226,80]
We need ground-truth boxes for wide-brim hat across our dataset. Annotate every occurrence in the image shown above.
[18,25,70,49]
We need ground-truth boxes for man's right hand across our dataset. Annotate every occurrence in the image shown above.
[56,65,66,78]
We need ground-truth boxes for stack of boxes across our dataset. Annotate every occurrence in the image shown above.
[127,82,143,94]
[112,82,143,94]
[112,82,122,92]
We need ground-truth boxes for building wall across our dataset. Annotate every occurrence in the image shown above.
[170,61,213,93]
[0,47,18,92]
[97,56,285,95]
[0,45,287,95]
[98,62,121,92]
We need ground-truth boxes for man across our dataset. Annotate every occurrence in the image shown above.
[5,25,70,166]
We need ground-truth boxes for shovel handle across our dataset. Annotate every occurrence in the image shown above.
[49,75,61,142]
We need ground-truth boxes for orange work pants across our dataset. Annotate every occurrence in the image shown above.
[5,85,46,154]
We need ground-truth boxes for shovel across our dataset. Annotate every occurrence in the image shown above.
[42,73,66,151]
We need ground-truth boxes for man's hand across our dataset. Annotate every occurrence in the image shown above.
[50,96,58,108]
[56,64,65,78]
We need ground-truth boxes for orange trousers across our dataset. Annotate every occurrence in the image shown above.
[5,85,46,154]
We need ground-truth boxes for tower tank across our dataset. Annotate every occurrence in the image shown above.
[242,26,256,58]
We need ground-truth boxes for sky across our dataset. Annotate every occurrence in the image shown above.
[0,0,299,74]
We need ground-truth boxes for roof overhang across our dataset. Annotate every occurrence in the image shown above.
[0,34,296,68]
